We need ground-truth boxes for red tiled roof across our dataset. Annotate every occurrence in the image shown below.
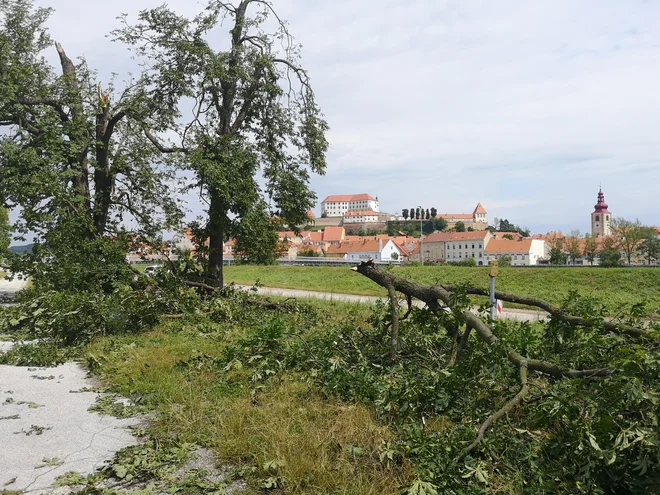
[423,232,453,243]
[485,239,533,254]
[473,203,487,214]
[322,193,376,203]
[323,227,345,242]
[307,209,316,218]
[492,232,523,240]
[306,231,323,242]
[325,243,352,255]
[344,239,389,253]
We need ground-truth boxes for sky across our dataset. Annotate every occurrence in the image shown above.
[26,0,660,234]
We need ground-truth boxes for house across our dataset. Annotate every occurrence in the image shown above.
[322,226,346,244]
[485,238,546,266]
[444,231,491,265]
[321,194,379,217]
[420,232,452,262]
[343,239,401,262]
[172,229,196,254]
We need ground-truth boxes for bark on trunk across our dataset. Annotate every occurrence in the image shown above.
[207,193,226,288]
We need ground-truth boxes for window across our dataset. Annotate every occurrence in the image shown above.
[595,215,600,221]
[479,243,482,248]
[479,252,482,257]
[472,244,475,249]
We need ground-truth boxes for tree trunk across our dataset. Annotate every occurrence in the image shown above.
[207,192,226,288]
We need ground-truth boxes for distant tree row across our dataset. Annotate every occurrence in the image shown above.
[546,218,659,267]
[487,217,531,237]
[401,207,439,220]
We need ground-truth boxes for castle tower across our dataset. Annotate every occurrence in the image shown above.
[591,187,611,237]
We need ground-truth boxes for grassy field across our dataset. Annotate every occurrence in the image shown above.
[224,265,660,312]
[85,299,409,494]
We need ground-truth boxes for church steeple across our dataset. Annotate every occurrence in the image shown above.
[591,187,612,237]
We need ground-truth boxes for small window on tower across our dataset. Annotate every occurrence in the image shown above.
[595,215,600,221]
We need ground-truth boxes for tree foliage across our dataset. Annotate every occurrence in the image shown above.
[0,0,180,242]
[0,207,10,259]
[639,233,660,265]
[114,0,328,286]
[492,217,530,237]
[612,217,648,264]
[583,233,598,265]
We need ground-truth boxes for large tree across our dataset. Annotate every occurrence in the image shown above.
[0,0,180,279]
[611,218,647,264]
[639,232,660,265]
[583,233,598,265]
[115,0,328,287]
[565,230,582,265]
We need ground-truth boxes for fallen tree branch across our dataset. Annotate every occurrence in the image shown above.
[352,261,614,379]
[442,285,649,339]
[459,360,529,460]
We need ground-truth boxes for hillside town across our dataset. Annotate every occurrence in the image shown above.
[151,187,660,267]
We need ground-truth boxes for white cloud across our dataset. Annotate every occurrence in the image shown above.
[28,0,660,233]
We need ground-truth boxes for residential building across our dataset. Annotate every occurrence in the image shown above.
[420,231,452,262]
[591,187,612,237]
[172,229,195,253]
[485,238,546,266]
[342,238,401,262]
[321,194,379,217]
[342,210,380,224]
[444,231,491,265]
[322,226,346,244]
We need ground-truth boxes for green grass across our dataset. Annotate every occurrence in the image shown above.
[225,265,660,313]
[86,300,409,494]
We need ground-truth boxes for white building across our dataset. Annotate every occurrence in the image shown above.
[342,210,380,224]
[344,239,401,262]
[321,194,379,217]
[444,231,491,266]
[485,238,546,266]
[171,230,195,253]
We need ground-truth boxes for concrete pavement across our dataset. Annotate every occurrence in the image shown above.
[0,341,141,493]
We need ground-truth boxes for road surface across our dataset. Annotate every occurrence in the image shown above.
[236,285,548,323]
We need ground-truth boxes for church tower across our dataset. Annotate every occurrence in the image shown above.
[591,187,612,237]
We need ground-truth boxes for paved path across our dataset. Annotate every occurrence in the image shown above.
[236,285,548,323]
[1,275,140,493]
[0,342,141,493]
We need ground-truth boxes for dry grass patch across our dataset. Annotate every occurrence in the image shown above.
[213,377,411,494]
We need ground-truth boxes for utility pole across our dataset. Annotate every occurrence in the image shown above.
[489,260,499,327]
[418,205,423,265]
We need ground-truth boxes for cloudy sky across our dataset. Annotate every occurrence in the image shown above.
[39,0,660,234]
